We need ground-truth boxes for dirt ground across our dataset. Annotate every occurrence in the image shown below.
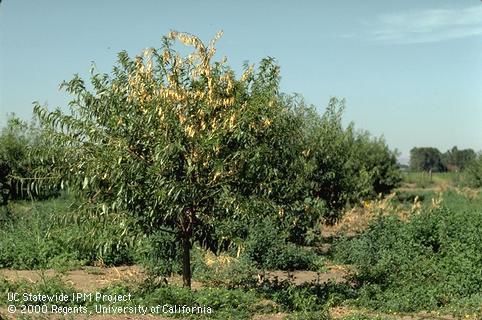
[0,262,351,292]
[0,265,144,292]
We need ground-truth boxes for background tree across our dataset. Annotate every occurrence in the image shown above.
[442,146,476,171]
[346,131,401,196]
[409,147,446,172]
[0,115,57,205]
[290,97,401,223]
[33,31,315,288]
[0,117,27,205]
[461,153,482,188]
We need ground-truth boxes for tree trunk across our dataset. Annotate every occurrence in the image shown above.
[181,234,192,288]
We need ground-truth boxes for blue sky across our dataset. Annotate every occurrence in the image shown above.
[1,0,481,161]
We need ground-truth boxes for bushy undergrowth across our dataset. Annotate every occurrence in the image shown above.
[333,195,482,313]
[0,196,136,269]
[0,274,417,320]
[241,217,322,271]
[134,229,183,277]
[192,249,258,288]
[0,277,263,319]
[258,280,355,313]
[0,196,324,277]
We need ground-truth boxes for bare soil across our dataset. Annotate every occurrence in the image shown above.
[0,266,144,292]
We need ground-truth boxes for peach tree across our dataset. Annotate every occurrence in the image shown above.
[33,31,314,287]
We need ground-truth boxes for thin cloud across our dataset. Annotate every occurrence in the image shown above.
[364,6,482,44]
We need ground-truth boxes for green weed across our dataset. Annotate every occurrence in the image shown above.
[333,192,482,314]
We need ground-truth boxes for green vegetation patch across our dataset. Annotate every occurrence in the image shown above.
[0,196,137,269]
[333,193,482,314]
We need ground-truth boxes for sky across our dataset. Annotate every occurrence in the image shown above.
[1,0,481,162]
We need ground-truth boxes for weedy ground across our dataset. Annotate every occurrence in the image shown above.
[0,173,480,320]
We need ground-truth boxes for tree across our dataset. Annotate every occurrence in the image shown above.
[33,31,312,288]
[461,153,482,188]
[347,131,401,196]
[299,99,400,222]
[409,147,446,172]
[0,117,27,205]
[0,115,57,204]
[442,146,476,171]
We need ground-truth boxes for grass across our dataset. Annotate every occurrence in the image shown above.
[401,171,461,189]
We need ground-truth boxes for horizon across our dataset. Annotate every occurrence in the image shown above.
[1,1,481,160]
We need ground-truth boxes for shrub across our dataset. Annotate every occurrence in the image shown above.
[333,200,482,312]
[242,217,320,271]
[96,282,264,319]
[192,247,258,288]
[134,229,182,277]
[259,280,355,313]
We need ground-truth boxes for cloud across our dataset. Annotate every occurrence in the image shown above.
[363,5,482,44]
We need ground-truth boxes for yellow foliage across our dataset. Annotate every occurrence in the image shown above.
[185,125,195,138]
[178,114,186,124]
[430,193,443,209]
[124,30,260,142]
[411,196,422,213]
[229,114,236,128]
[241,65,254,82]
[263,117,272,127]
[204,251,236,268]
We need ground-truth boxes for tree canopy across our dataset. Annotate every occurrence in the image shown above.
[409,146,477,173]
[442,146,476,171]
[409,147,445,172]
[32,31,317,287]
